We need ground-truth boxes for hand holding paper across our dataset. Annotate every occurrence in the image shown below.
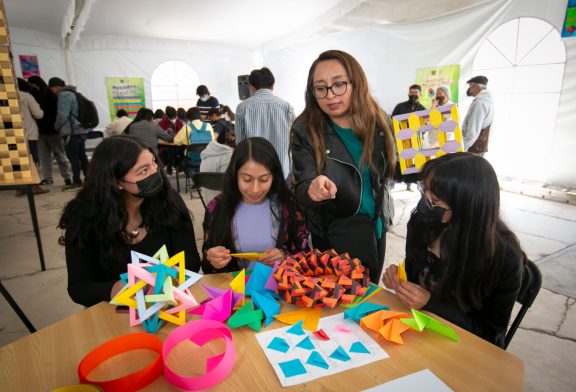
[398,261,407,282]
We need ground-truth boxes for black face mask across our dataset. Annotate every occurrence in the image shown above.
[408,94,419,104]
[466,87,473,97]
[436,96,445,105]
[416,196,449,228]
[125,171,164,198]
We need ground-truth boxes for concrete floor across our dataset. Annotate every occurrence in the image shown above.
[1,175,575,391]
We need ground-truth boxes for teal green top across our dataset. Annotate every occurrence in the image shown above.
[333,123,383,239]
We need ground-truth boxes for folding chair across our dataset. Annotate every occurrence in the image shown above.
[191,172,225,209]
[184,143,209,192]
[504,259,542,349]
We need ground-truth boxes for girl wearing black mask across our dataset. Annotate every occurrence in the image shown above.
[382,153,526,347]
[59,135,201,307]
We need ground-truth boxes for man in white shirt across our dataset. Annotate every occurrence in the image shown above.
[462,76,494,156]
[105,109,132,136]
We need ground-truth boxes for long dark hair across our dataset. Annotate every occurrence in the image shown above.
[294,50,395,178]
[206,137,301,251]
[412,152,526,310]
[124,108,154,134]
[58,135,190,271]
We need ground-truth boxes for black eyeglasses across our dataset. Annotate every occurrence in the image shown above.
[311,81,349,99]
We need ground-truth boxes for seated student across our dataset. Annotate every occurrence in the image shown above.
[208,107,233,145]
[124,108,174,156]
[382,152,526,347]
[105,109,132,136]
[202,137,309,273]
[199,133,235,204]
[59,135,201,307]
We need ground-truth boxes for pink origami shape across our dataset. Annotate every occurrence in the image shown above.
[188,289,233,322]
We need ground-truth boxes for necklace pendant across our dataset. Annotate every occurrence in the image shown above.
[129,229,139,238]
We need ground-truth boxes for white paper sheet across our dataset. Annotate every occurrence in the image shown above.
[362,369,453,392]
[255,313,389,387]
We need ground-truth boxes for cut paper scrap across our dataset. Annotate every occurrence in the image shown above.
[295,336,315,350]
[251,290,280,327]
[340,283,382,309]
[350,341,371,354]
[230,252,265,260]
[398,261,407,283]
[329,345,351,362]
[287,320,306,336]
[188,289,233,323]
[380,318,413,344]
[267,337,290,353]
[226,299,263,331]
[306,351,329,370]
[278,359,307,378]
[335,324,353,334]
[273,307,322,331]
[400,309,460,342]
[202,285,243,309]
[229,269,246,307]
[344,301,389,323]
[312,329,330,341]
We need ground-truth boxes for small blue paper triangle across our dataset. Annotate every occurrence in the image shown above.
[329,345,351,362]
[350,341,371,354]
[287,320,306,335]
[267,336,290,353]
[296,336,315,350]
[306,351,329,369]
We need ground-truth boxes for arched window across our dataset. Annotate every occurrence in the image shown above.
[151,61,199,112]
[472,17,566,182]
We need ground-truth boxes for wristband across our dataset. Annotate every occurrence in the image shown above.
[77,333,163,391]
[163,320,235,391]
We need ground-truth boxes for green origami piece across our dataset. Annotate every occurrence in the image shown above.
[227,299,264,331]
[400,309,460,342]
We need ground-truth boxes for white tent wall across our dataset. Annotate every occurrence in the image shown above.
[263,0,575,187]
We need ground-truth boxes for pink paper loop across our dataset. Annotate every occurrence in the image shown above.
[163,320,235,391]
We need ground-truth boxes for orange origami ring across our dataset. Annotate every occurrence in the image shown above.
[78,333,163,391]
[274,249,370,308]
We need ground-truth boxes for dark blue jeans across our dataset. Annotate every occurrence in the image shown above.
[65,134,89,184]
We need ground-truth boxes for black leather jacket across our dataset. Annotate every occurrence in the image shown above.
[291,116,394,237]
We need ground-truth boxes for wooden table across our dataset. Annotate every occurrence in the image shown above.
[0,273,524,391]
[0,164,45,271]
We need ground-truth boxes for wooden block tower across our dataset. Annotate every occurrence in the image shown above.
[0,1,32,181]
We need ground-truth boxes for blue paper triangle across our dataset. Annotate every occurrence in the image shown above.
[296,336,315,350]
[142,313,164,334]
[267,336,290,353]
[287,320,306,336]
[344,302,389,323]
[245,262,273,296]
[350,341,371,354]
[306,351,329,369]
[329,345,351,362]
[279,358,307,378]
[251,290,280,327]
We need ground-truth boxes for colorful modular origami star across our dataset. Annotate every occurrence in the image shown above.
[111,247,203,333]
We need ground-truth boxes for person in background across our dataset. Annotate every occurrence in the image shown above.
[431,86,453,108]
[236,67,294,179]
[196,85,219,120]
[17,77,49,195]
[382,153,525,348]
[124,108,174,155]
[49,77,89,192]
[221,105,235,122]
[105,109,132,136]
[158,106,184,174]
[462,75,494,156]
[173,107,216,146]
[202,137,308,273]
[177,107,187,123]
[208,107,233,145]
[199,132,235,204]
[59,135,201,307]
[27,75,72,187]
[291,50,396,283]
[153,109,164,124]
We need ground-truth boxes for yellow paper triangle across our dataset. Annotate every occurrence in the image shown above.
[274,307,322,331]
[229,269,246,307]
[398,261,407,283]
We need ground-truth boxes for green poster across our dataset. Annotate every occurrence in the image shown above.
[105,77,145,121]
[415,65,460,109]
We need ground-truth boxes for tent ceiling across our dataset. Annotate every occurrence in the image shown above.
[4,0,492,48]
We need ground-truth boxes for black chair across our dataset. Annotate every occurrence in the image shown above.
[191,172,225,209]
[85,130,104,160]
[0,280,36,333]
[182,143,209,192]
[504,259,542,349]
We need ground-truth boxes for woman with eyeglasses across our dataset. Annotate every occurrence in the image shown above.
[291,50,396,283]
[382,152,526,347]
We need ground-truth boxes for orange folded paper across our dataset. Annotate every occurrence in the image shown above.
[360,310,409,332]
[274,307,322,331]
[379,318,412,344]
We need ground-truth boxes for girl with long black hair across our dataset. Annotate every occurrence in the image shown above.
[59,135,201,307]
[382,152,526,347]
[202,137,308,273]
